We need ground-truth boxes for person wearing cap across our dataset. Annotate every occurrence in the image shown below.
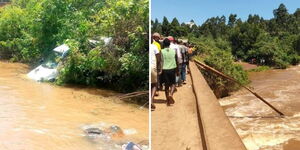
[152,33,163,93]
[168,36,183,86]
[152,33,161,51]
[150,37,161,110]
[161,38,179,106]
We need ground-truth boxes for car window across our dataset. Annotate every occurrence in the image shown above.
[41,52,62,69]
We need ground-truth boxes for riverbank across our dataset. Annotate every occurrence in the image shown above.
[0,61,148,150]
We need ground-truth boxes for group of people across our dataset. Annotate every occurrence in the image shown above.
[151,33,194,110]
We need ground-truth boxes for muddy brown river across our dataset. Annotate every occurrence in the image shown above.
[220,65,300,150]
[0,61,148,150]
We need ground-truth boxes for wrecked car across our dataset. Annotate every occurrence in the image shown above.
[27,44,70,81]
[27,37,113,82]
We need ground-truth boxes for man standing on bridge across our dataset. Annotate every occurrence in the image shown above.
[161,38,179,106]
[150,36,161,110]
[169,36,183,87]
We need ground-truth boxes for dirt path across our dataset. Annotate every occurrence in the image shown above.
[152,74,203,150]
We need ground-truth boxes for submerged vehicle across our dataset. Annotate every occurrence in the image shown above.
[27,37,112,82]
[27,44,70,81]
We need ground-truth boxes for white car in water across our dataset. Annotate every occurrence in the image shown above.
[27,37,112,82]
[27,44,70,81]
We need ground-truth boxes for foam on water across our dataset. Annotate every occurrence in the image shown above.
[220,65,300,150]
[229,114,300,150]
[123,128,137,135]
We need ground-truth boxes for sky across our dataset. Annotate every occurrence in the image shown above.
[151,0,300,25]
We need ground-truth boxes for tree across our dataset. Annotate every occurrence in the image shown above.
[228,14,237,27]
[169,17,180,37]
[247,14,260,24]
[272,3,293,34]
[294,8,300,21]
[152,18,162,34]
[294,34,300,55]
[230,23,262,60]
[161,16,170,36]
[274,4,289,24]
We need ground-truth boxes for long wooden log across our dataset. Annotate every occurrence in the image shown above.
[118,91,148,99]
[194,59,284,116]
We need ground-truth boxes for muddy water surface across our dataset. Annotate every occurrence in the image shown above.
[220,65,300,150]
[0,61,148,150]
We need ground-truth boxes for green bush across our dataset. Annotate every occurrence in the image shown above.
[192,37,249,98]
[0,0,148,92]
[200,50,249,98]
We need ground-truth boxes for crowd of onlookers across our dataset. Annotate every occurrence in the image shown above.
[150,33,195,110]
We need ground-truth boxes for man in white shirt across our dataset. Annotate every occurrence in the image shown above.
[168,36,183,86]
[150,39,161,110]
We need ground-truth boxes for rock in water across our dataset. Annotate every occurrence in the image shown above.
[107,125,124,138]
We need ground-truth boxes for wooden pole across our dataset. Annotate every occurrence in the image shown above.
[118,91,148,99]
[194,59,284,117]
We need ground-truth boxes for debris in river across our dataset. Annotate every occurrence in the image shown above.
[106,125,125,138]
[83,124,129,140]
[81,123,148,149]
[121,142,142,150]
[84,127,104,135]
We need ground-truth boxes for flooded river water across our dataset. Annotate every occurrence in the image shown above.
[0,61,148,150]
[220,65,300,150]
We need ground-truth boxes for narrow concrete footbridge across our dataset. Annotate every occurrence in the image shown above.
[152,61,247,150]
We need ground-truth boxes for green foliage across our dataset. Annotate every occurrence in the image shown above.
[230,23,262,60]
[0,0,148,92]
[162,16,170,36]
[0,5,39,61]
[200,50,249,98]
[192,38,249,98]
[293,34,300,55]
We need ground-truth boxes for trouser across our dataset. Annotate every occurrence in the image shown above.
[176,63,182,84]
[181,63,186,81]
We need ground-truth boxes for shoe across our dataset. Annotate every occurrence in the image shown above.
[168,96,175,104]
[151,104,156,110]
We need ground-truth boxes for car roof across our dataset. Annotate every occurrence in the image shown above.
[53,44,70,53]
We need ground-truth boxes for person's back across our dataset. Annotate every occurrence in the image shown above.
[160,38,177,105]
[170,43,182,64]
[178,45,187,63]
[161,47,176,70]
[182,45,189,63]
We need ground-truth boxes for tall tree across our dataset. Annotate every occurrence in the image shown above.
[170,17,180,37]
[272,3,290,33]
[162,16,170,36]
[152,18,162,34]
[228,14,237,27]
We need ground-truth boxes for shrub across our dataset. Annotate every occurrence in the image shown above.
[192,37,249,98]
